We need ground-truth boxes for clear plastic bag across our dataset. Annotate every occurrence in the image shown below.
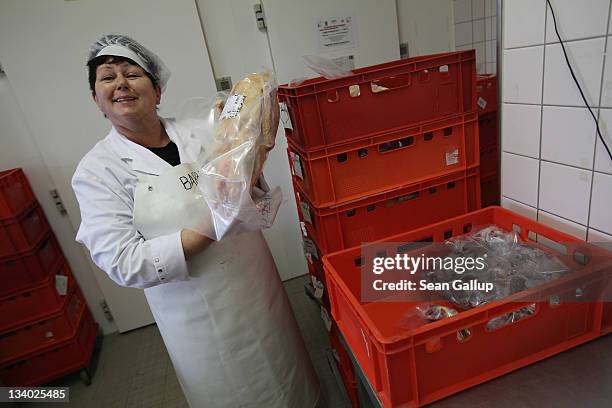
[302,55,352,79]
[426,225,569,310]
[175,71,282,241]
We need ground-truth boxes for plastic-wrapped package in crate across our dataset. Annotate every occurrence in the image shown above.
[0,287,85,364]
[0,169,35,220]
[476,74,497,114]
[0,261,73,332]
[0,311,97,386]
[0,203,50,257]
[323,206,612,408]
[0,233,63,298]
[295,167,481,254]
[279,51,476,151]
[289,112,479,207]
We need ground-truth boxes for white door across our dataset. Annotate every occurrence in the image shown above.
[197,0,401,281]
[397,0,454,57]
[0,0,217,332]
[262,0,401,278]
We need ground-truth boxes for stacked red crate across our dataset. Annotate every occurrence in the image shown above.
[476,74,499,206]
[322,206,611,407]
[0,168,97,386]
[279,51,480,406]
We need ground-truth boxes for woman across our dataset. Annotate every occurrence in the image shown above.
[72,34,320,407]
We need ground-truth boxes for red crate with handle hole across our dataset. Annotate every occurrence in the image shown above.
[0,233,63,298]
[0,203,50,258]
[323,206,612,408]
[0,287,85,364]
[0,169,35,220]
[0,260,74,332]
[288,111,479,208]
[279,51,476,151]
[0,311,97,386]
[295,167,481,254]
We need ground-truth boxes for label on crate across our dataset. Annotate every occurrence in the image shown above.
[220,94,246,119]
[314,280,325,299]
[445,149,459,166]
[303,238,319,260]
[477,96,488,110]
[300,201,313,225]
[320,306,332,331]
[290,152,304,180]
[279,102,293,130]
[55,274,68,296]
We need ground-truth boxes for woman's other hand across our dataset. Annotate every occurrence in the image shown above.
[181,229,212,259]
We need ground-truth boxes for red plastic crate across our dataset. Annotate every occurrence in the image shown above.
[481,172,500,208]
[0,311,97,386]
[0,233,63,298]
[476,74,497,114]
[0,169,36,220]
[0,202,50,257]
[323,206,612,408]
[0,287,85,364]
[279,51,476,151]
[480,143,498,178]
[0,260,74,332]
[289,112,479,207]
[296,167,481,254]
[329,324,359,408]
[478,111,497,149]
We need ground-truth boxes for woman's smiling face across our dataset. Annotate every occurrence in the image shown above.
[93,61,160,125]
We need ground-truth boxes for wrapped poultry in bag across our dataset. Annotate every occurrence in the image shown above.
[209,72,279,191]
[192,71,282,240]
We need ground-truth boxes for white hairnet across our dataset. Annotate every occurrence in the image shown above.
[88,34,171,91]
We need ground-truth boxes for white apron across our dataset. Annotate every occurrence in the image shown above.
[133,163,320,408]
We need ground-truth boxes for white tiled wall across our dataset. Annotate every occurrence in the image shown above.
[454,0,497,73]
[501,0,612,242]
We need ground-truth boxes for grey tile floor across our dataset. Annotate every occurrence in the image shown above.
[14,274,612,408]
[17,274,349,408]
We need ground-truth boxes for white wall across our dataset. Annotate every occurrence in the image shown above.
[454,0,497,73]
[501,0,612,246]
[0,75,116,334]
[397,0,454,57]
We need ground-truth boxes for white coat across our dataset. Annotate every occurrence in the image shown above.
[72,119,320,407]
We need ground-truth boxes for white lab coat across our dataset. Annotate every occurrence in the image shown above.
[72,119,320,407]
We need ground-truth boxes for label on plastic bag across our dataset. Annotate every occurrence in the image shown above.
[55,274,68,296]
[477,96,487,110]
[279,102,293,130]
[300,201,313,225]
[321,306,332,331]
[314,280,325,299]
[445,149,459,166]
[303,238,319,260]
[290,152,304,180]
[220,94,246,119]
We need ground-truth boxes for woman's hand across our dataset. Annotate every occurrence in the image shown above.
[181,229,212,259]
